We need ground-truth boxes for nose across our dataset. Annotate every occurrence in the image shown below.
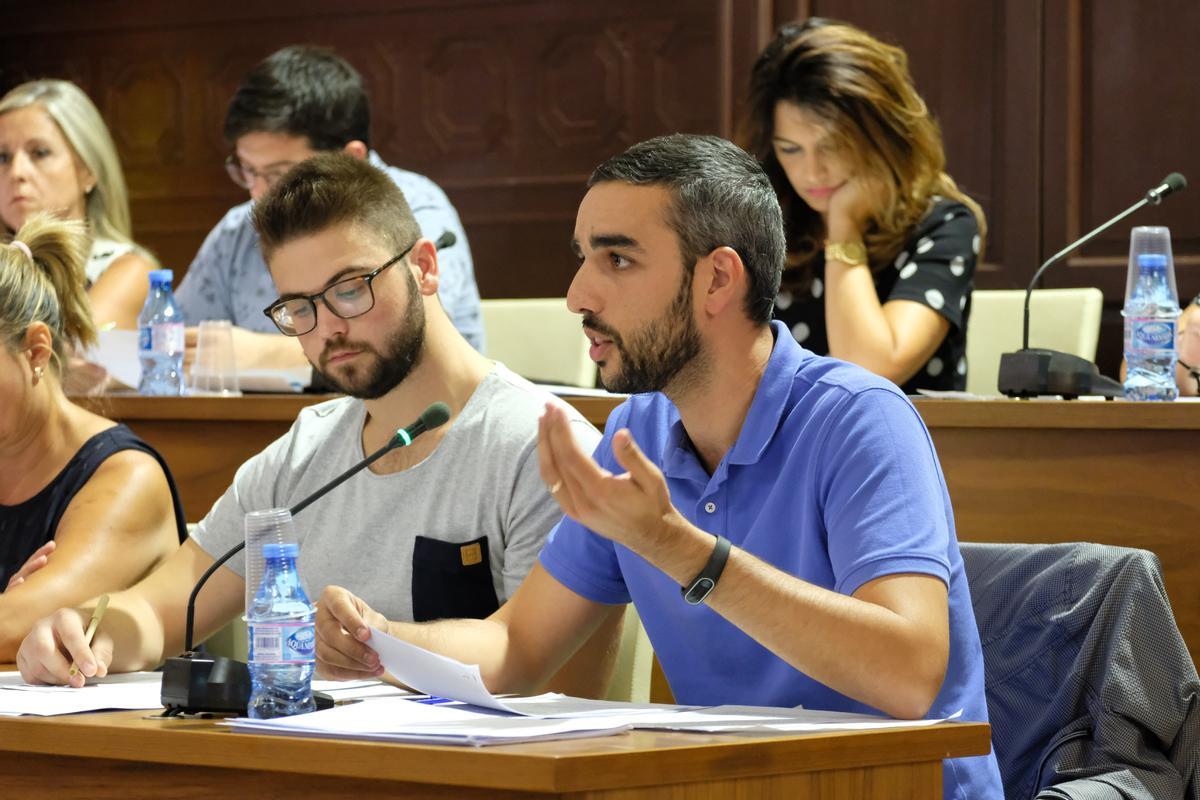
[801,152,828,185]
[566,259,598,318]
[311,298,350,340]
[8,150,32,179]
[248,175,272,202]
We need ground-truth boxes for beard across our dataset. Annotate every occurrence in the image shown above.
[311,269,426,399]
[584,269,703,395]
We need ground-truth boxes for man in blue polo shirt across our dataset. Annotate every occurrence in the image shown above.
[315,133,1002,799]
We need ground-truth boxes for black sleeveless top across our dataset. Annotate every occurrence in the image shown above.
[0,424,186,587]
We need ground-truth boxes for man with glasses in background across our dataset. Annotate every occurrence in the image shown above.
[17,153,617,694]
[175,45,484,375]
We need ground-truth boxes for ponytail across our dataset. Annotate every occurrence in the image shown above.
[1,213,96,366]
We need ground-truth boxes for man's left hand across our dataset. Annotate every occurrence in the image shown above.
[538,402,681,550]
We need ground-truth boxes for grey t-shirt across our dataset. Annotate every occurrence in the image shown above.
[190,364,600,622]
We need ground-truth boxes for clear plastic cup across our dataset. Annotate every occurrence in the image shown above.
[189,319,241,396]
[1125,226,1179,305]
[244,508,299,620]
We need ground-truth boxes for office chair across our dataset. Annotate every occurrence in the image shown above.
[481,298,596,387]
[965,289,1104,395]
[961,542,1199,799]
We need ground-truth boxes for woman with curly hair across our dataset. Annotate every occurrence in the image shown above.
[741,18,986,392]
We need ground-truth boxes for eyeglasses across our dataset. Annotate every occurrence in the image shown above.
[224,154,298,191]
[262,243,415,336]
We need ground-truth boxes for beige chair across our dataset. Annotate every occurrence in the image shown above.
[481,298,596,387]
[965,288,1104,395]
[604,604,654,703]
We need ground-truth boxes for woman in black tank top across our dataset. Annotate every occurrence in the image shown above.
[0,216,185,660]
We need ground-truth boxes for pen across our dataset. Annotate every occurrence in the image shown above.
[68,594,110,678]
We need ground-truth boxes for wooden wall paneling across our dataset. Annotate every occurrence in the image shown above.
[0,0,773,301]
[1041,0,1200,376]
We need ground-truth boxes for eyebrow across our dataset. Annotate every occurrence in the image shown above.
[275,265,373,301]
[571,233,645,254]
[238,158,299,170]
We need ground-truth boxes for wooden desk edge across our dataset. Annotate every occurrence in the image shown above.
[0,709,990,793]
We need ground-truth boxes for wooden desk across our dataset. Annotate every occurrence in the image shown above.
[79,395,1199,664]
[916,399,1200,667]
[0,706,989,799]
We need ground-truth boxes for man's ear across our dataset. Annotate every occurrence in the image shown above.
[411,239,441,296]
[342,141,369,160]
[700,246,746,318]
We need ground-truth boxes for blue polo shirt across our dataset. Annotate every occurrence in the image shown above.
[539,321,1002,800]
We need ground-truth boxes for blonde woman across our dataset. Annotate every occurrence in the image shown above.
[0,79,156,330]
[741,18,987,392]
[0,214,183,660]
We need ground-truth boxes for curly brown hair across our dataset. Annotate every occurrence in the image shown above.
[738,18,986,292]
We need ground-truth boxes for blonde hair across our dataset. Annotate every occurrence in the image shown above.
[0,80,134,246]
[1,213,96,369]
[740,18,986,289]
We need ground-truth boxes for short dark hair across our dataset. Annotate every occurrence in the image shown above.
[252,152,420,262]
[224,45,371,150]
[588,134,784,324]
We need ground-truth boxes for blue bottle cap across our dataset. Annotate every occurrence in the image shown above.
[149,269,174,285]
[262,542,300,559]
[1137,253,1168,269]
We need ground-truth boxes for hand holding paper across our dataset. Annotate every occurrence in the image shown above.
[314,585,389,680]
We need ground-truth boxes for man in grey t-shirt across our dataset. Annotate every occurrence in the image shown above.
[18,153,613,696]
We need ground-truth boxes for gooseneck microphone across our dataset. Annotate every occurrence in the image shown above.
[161,401,451,715]
[997,172,1187,399]
[433,230,457,250]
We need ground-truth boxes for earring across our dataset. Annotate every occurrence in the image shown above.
[33,366,44,383]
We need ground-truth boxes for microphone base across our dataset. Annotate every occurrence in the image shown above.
[998,348,1123,399]
[160,652,251,715]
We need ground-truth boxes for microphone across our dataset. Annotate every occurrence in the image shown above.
[433,230,457,250]
[160,401,452,715]
[1146,172,1187,205]
[997,172,1188,399]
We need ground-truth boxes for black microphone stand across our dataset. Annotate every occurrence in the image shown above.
[997,173,1186,398]
[161,402,450,715]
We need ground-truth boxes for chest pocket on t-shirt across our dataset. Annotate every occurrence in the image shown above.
[411,535,501,622]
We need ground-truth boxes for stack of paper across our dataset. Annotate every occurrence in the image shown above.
[0,671,163,716]
[224,630,961,746]
[227,696,636,746]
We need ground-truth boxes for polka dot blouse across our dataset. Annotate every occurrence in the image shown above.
[773,198,979,394]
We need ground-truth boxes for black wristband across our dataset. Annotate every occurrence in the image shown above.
[681,535,732,605]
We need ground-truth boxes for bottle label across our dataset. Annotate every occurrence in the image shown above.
[1126,318,1176,354]
[138,326,152,352]
[248,621,316,664]
[151,322,185,356]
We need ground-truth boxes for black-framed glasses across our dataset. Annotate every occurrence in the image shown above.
[224,154,298,191]
[262,243,415,336]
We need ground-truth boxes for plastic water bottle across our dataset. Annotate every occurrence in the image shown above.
[247,542,316,719]
[1123,253,1180,401]
[137,269,185,396]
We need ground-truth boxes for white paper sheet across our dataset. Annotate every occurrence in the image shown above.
[0,671,163,715]
[224,696,632,746]
[87,329,141,390]
[366,629,516,712]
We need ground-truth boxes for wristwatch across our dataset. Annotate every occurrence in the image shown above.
[824,240,868,266]
[681,535,732,605]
